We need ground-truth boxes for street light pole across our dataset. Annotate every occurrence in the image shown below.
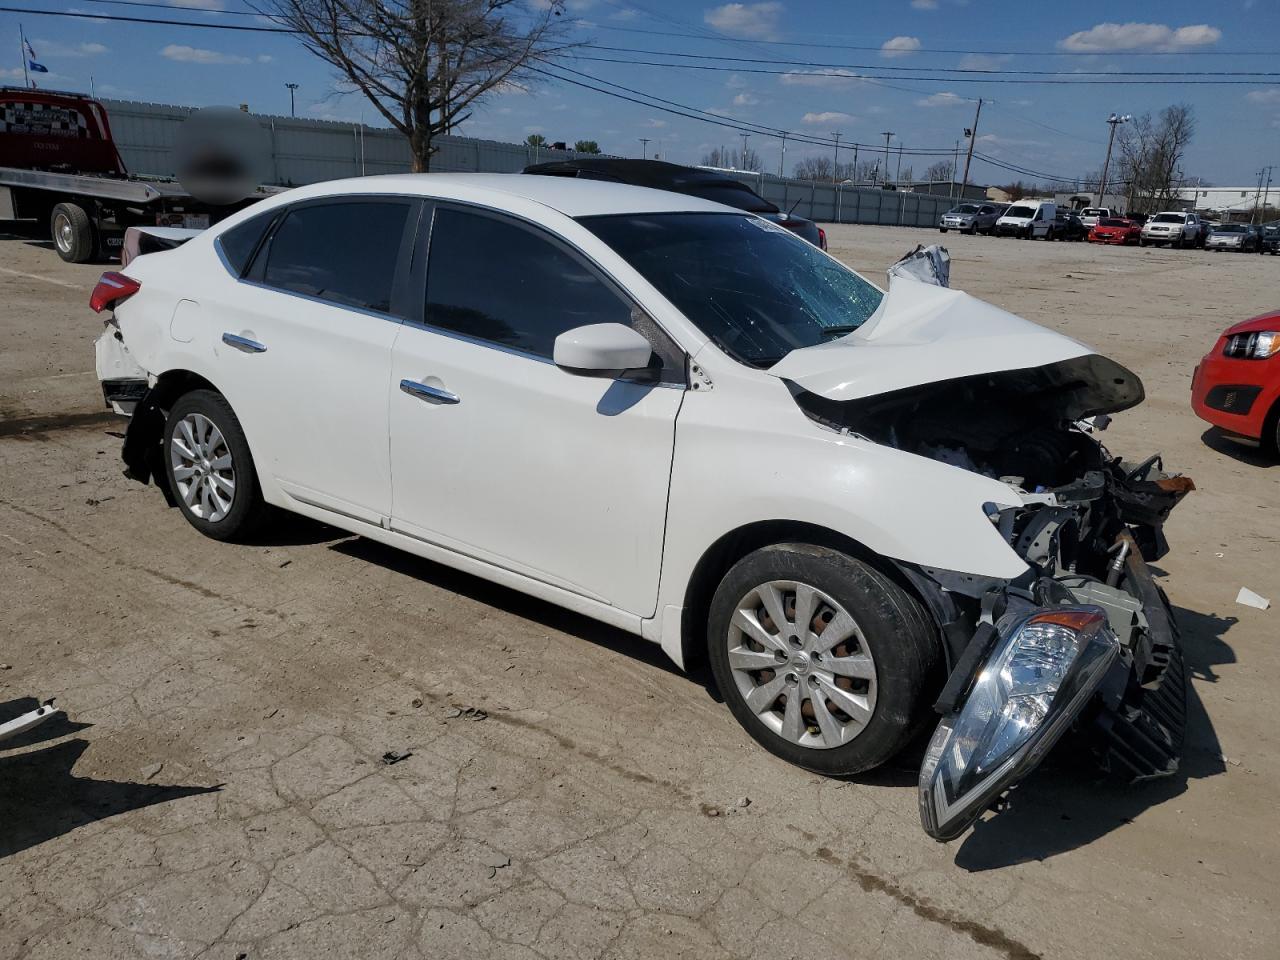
[740,132,750,169]
[959,97,983,201]
[831,131,841,183]
[779,133,786,177]
[638,138,651,160]
[1098,113,1130,208]
[285,82,299,118]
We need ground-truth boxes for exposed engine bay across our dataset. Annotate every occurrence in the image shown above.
[790,354,1195,838]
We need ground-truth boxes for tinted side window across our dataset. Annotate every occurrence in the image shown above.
[424,207,633,360]
[262,201,410,313]
[217,212,274,276]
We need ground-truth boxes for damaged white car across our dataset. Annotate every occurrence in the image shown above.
[91,175,1191,840]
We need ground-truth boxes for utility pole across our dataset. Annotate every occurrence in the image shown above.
[779,133,786,177]
[880,131,894,187]
[285,82,299,118]
[851,143,858,184]
[895,143,903,184]
[638,138,651,160]
[959,98,983,202]
[740,132,750,170]
[831,131,841,183]
[1253,166,1273,224]
[951,139,959,199]
[1262,166,1275,223]
[1098,112,1131,208]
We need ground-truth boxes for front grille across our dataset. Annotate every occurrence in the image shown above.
[1204,383,1261,413]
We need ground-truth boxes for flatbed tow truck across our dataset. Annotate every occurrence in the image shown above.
[1,86,270,262]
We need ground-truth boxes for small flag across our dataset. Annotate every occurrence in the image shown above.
[25,40,48,73]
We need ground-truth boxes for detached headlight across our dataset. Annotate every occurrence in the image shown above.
[918,606,1119,841]
[1224,331,1280,359]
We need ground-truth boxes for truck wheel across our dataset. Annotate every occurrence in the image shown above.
[707,543,940,775]
[50,203,96,263]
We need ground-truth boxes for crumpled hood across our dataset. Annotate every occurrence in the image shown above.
[768,276,1095,402]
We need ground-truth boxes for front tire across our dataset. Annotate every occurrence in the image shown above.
[163,390,267,541]
[707,544,940,776]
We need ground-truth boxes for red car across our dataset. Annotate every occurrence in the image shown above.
[1192,310,1280,451]
[1089,217,1142,245]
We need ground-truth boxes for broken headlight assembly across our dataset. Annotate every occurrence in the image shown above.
[918,607,1120,841]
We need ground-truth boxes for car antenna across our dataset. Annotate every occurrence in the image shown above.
[786,197,803,218]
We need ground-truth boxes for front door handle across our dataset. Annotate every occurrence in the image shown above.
[222,332,267,353]
[400,379,460,405]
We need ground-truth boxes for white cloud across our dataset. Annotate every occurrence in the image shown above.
[1246,89,1280,105]
[779,69,863,87]
[704,2,784,40]
[31,39,108,57]
[256,54,273,63]
[1058,22,1221,52]
[916,91,966,108]
[881,36,921,58]
[910,0,938,9]
[644,118,668,128]
[610,7,639,19]
[1,66,25,80]
[732,92,760,106]
[160,44,250,65]
[802,111,854,124]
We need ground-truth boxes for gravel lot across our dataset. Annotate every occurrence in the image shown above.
[2,218,1278,960]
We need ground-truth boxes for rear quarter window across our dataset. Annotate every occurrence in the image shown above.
[217,212,275,276]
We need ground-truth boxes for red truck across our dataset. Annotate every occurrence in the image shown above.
[1,87,265,262]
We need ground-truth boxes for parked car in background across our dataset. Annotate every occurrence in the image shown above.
[91,173,1193,842]
[1205,223,1264,253]
[523,158,827,250]
[1053,211,1088,241]
[1263,224,1280,255]
[1192,310,1280,453]
[994,200,1057,239]
[1140,211,1205,248]
[938,202,1004,234]
[1089,217,1142,245]
[1078,207,1113,230]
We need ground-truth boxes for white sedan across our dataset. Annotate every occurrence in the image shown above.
[93,174,1191,839]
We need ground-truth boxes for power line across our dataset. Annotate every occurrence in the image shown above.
[572,20,1280,58]
[567,53,1280,86]
[578,43,1280,78]
[0,5,294,31]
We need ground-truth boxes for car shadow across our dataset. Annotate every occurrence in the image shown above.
[1200,427,1278,468]
[0,700,221,860]
[952,602,1234,870]
[328,536,687,678]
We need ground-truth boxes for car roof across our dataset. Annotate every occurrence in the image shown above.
[256,172,737,219]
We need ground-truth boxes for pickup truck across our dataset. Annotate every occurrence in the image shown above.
[0,86,268,262]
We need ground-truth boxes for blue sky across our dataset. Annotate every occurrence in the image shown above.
[5,0,1279,186]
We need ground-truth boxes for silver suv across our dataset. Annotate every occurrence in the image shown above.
[1140,211,1204,248]
[938,202,1004,235]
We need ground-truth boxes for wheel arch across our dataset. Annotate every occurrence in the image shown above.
[676,519,946,673]
[121,368,227,501]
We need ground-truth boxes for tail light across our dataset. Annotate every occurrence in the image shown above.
[818,227,828,251]
[90,272,140,313]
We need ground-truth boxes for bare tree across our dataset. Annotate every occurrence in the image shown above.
[1116,104,1196,215]
[701,146,761,171]
[924,160,952,182]
[260,0,573,171]
[792,156,833,181]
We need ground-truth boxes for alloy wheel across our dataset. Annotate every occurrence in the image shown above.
[53,213,73,254]
[727,580,878,749]
[170,413,236,522]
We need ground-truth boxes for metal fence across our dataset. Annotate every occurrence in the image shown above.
[102,99,959,227]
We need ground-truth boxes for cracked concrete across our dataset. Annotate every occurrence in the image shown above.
[2,224,1278,959]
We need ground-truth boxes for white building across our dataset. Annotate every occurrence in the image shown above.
[1178,185,1276,219]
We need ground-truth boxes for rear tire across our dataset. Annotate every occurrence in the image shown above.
[938,228,948,233]
[706,544,940,776]
[50,202,95,263]
[163,390,268,542]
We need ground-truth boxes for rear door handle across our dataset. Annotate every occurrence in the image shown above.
[222,332,267,353]
[399,379,460,405]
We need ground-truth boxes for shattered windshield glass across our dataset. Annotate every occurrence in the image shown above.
[580,212,884,368]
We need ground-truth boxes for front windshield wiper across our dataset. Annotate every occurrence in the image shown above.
[818,325,862,338]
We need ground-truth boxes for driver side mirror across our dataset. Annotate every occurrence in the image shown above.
[553,323,657,379]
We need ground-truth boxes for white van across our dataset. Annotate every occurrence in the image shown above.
[994,201,1058,239]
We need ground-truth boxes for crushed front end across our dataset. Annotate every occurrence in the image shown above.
[790,354,1194,840]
